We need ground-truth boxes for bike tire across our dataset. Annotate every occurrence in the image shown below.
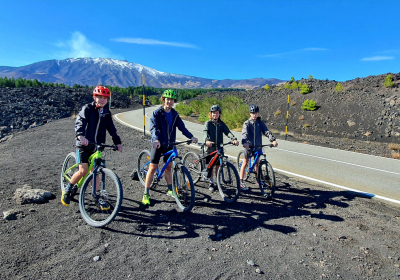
[217,162,240,203]
[137,150,151,187]
[60,152,78,197]
[237,150,249,181]
[257,160,276,199]
[182,151,201,184]
[172,164,195,212]
[79,168,123,227]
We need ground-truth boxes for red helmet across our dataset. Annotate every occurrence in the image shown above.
[93,86,111,98]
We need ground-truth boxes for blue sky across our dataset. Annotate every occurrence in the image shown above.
[1,0,399,82]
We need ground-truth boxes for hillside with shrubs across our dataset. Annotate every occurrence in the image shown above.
[183,73,400,146]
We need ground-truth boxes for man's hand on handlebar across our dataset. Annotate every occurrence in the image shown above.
[206,141,214,147]
[191,137,198,144]
[272,140,278,147]
[117,144,123,152]
[233,140,239,146]
[78,136,88,146]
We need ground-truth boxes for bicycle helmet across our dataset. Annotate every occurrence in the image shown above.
[249,105,259,113]
[93,86,111,98]
[210,105,221,112]
[162,89,177,100]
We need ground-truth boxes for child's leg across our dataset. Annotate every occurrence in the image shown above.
[240,158,249,180]
[69,163,89,185]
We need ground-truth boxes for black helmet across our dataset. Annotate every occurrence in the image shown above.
[249,105,259,113]
[210,105,221,112]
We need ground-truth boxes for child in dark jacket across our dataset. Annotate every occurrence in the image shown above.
[203,105,239,192]
[61,86,122,208]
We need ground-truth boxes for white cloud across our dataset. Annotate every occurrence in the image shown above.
[361,56,394,61]
[55,31,121,59]
[259,48,327,58]
[112,37,199,49]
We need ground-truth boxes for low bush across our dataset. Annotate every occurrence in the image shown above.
[384,74,394,88]
[148,95,161,105]
[301,99,317,111]
[335,83,343,92]
[300,84,311,94]
[175,103,193,116]
[274,109,282,115]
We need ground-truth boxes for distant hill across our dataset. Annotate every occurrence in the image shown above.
[0,58,284,89]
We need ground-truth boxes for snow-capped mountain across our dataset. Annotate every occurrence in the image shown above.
[0,58,284,89]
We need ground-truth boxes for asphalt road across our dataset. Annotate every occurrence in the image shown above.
[115,106,400,204]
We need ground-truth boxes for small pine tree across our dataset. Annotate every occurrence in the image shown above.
[290,81,298,89]
[264,84,270,90]
[301,99,317,111]
[308,74,313,80]
[335,83,343,92]
[300,84,311,94]
[290,77,295,82]
[284,83,290,89]
[384,74,394,88]
[278,87,282,91]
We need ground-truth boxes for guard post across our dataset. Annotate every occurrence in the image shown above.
[285,95,290,140]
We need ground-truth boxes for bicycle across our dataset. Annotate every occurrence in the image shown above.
[137,140,195,212]
[60,142,123,227]
[183,142,240,203]
[237,144,276,199]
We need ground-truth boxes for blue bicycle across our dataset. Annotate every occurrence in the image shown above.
[237,144,276,199]
[137,140,195,212]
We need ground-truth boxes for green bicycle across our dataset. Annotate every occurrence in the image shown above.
[60,142,123,227]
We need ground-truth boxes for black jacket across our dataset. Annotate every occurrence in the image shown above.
[202,119,237,153]
[241,117,275,147]
[150,106,193,146]
[75,102,121,146]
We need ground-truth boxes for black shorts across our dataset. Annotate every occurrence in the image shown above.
[205,154,220,166]
[76,145,96,164]
[150,147,172,164]
[244,149,261,159]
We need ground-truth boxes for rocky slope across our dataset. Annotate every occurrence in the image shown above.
[188,72,400,144]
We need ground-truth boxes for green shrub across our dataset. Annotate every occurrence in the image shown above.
[301,99,317,111]
[300,83,311,94]
[308,74,313,80]
[284,83,290,89]
[384,74,394,88]
[198,113,208,122]
[290,77,295,82]
[148,95,161,105]
[335,83,343,92]
[264,84,270,90]
[175,103,193,116]
[278,87,282,91]
[290,81,298,89]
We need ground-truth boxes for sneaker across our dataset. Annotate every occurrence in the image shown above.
[61,189,71,206]
[98,201,111,211]
[208,183,216,192]
[166,190,179,198]
[240,181,249,191]
[142,194,150,205]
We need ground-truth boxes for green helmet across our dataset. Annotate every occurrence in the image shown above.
[162,89,177,99]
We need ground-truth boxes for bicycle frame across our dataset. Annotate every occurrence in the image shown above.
[63,149,103,189]
[247,149,264,173]
[143,146,180,183]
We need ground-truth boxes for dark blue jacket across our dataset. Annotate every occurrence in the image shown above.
[150,106,193,146]
[241,117,275,147]
[75,102,121,146]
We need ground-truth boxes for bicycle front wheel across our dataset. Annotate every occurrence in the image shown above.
[79,168,123,227]
[172,164,195,212]
[182,151,201,184]
[60,152,78,197]
[237,150,249,180]
[217,162,240,203]
[257,160,276,199]
[137,150,151,187]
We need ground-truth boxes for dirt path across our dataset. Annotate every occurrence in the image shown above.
[1,118,400,279]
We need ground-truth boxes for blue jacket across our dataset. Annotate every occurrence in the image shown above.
[150,106,193,146]
[75,102,121,146]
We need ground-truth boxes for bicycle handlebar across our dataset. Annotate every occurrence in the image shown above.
[161,140,192,148]
[248,144,274,149]
[78,141,119,151]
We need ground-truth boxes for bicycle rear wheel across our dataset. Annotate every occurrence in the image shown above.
[182,151,201,184]
[137,150,151,187]
[60,152,78,197]
[237,150,249,180]
[79,168,123,227]
[172,164,195,212]
[257,160,276,199]
[217,162,240,203]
